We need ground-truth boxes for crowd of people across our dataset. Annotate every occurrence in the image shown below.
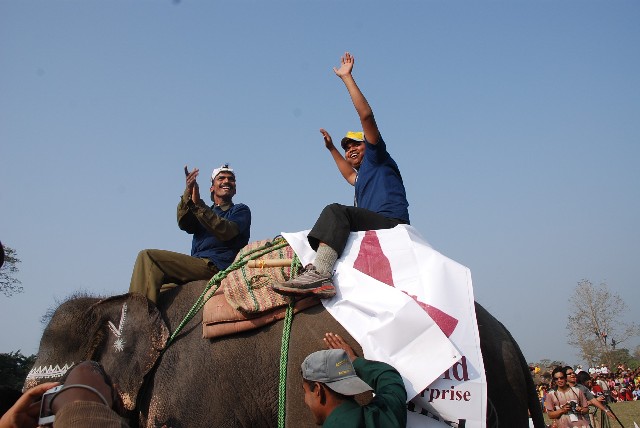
[536,363,640,428]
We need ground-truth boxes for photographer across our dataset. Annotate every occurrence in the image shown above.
[573,370,615,427]
[0,361,128,428]
[545,367,590,428]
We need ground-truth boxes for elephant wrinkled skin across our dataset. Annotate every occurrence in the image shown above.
[25,281,544,427]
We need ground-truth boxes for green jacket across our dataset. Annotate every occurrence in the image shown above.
[323,358,407,428]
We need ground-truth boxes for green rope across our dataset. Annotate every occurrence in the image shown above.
[277,304,294,428]
[164,238,290,348]
[238,248,261,312]
[277,255,301,428]
[162,237,302,427]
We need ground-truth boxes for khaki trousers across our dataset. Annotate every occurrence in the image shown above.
[129,249,218,303]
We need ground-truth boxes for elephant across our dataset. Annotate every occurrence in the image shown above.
[25,280,544,428]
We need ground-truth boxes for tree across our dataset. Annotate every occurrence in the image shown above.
[0,351,36,390]
[530,359,566,385]
[567,279,640,369]
[631,345,640,370]
[608,348,633,368]
[0,245,23,297]
[537,359,566,370]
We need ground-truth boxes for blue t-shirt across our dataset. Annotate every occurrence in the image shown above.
[191,203,251,270]
[355,136,410,224]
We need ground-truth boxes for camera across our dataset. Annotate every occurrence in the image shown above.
[568,400,577,413]
[38,385,62,426]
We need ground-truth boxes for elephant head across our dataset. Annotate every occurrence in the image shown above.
[25,293,169,412]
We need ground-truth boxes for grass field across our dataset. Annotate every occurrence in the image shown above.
[542,401,640,427]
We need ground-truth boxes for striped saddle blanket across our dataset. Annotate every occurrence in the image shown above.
[202,238,320,339]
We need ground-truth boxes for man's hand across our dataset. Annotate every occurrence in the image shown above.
[324,332,357,361]
[0,382,60,428]
[185,167,201,204]
[319,129,335,150]
[333,52,354,79]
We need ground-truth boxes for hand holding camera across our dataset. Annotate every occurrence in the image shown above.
[38,385,63,425]
[566,400,581,422]
[0,382,59,428]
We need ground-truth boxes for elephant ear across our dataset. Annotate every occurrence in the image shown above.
[86,293,169,411]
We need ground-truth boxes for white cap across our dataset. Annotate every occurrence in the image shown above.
[211,163,235,182]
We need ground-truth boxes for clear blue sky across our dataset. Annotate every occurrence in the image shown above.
[1,1,638,366]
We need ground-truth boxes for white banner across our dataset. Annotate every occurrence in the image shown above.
[282,225,486,427]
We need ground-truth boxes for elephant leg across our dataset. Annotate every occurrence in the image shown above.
[476,302,543,427]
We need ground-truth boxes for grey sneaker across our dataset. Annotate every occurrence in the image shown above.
[272,264,336,298]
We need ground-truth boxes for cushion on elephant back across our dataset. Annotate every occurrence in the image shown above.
[203,287,320,339]
[222,238,298,314]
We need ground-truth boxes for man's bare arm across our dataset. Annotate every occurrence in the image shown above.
[334,52,380,146]
[320,128,356,185]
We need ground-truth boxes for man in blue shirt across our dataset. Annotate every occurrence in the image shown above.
[273,52,409,298]
[129,164,251,303]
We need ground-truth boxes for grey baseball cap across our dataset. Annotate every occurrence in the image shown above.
[301,349,373,396]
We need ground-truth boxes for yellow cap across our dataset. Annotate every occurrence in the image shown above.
[340,131,364,150]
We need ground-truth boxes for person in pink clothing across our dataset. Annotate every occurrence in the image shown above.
[545,367,590,428]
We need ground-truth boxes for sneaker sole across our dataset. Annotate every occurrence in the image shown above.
[273,283,336,299]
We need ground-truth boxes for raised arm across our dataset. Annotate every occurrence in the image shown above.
[324,333,406,426]
[320,129,357,185]
[177,166,245,240]
[334,52,380,145]
[177,167,201,233]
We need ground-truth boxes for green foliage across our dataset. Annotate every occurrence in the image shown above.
[609,348,633,367]
[0,351,36,390]
[0,245,23,297]
[627,359,640,370]
[607,348,640,370]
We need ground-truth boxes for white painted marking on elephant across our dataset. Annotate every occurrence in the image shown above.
[25,362,75,381]
[108,302,128,352]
